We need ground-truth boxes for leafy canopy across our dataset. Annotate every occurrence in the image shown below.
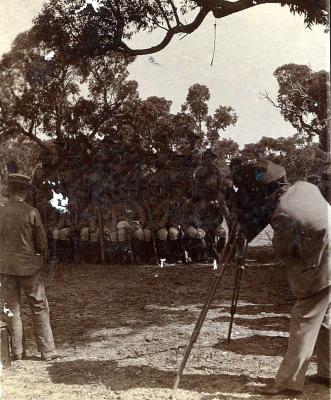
[32,0,329,58]
[263,64,330,152]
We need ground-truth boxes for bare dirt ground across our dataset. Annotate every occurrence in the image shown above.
[1,246,330,400]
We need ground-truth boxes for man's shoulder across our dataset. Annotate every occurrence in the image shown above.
[275,181,330,223]
[281,181,326,204]
[1,198,36,214]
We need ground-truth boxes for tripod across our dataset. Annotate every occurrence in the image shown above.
[172,218,242,392]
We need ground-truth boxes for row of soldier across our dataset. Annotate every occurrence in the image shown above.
[48,190,226,265]
[28,138,229,265]
[31,140,330,266]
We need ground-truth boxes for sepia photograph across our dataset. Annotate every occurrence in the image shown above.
[0,1,330,399]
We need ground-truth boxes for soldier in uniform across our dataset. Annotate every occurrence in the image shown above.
[147,188,170,261]
[195,199,226,260]
[52,213,73,262]
[166,153,192,263]
[0,174,57,361]
[109,195,146,263]
[167,195,185,263]
[233,162,330,396]
[53,213,72,241]
[193,149,222,202]
[79,205,100,262]
[79,205,99,242]
[181,198,207,262]
[127,193,151,264]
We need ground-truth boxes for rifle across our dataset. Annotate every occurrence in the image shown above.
[126,224,135,264]
[146,204,159,266]
[96,204,106,264]
[172,218,239,393]
[177,200,189,264]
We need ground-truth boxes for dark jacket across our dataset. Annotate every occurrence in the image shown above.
[0,198,48,276]
[271,181,330,298]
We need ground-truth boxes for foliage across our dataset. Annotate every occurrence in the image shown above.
[182,83,210,134]
[0,25,238,206]
[240,134,326,182]
[0,137,40,179]
[32,1,329,57]
[214,138,239,174]
[181,83,238,148]
[0,30,139,153]
[264,64,330,152]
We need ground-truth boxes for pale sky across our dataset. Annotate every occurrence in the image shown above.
[0,1,329,147]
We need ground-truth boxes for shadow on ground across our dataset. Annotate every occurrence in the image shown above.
[47,359,271,393]
[214,334,288,356]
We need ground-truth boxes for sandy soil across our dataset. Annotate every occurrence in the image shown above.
[1,246,330,400]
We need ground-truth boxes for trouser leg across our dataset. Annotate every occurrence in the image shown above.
[1,274,24,356]
[215,236,226,254]
[145,240,156,263]
[191,238,207,262]
[109,231,118,263]
[157,240,168,261]
[132,239,145,264]
[316,300,330,379]
[168,239,180,263]
[105,240,114,264]
[275,286,330,391]
[204,231,215,258]
[20,272,55,354]
[157,228,168,261]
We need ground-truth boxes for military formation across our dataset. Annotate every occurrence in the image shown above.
[24,137,229,266]
[8,135,329,268]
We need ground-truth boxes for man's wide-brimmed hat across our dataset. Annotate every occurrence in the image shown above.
[7,173,32,188]
[261,161,286,184]
[233,161,286,188]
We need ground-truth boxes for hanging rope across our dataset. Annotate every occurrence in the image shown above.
[210,19,217,66]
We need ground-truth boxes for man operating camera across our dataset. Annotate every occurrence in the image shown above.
[232,161,330,396]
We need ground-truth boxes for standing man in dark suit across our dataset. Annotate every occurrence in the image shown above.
[0,174,57,361]
[233,162,330,396]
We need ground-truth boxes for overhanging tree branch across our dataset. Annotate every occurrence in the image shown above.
[14,122,54,154]
[33,0,329,58]
[117,8,209,55]
[114,0,300,55]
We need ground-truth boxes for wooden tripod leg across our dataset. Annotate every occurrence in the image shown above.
[227,267,244,343]
[172,232,239,393]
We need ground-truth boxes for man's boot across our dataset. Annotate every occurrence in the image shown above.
[56,239,64,262]
[204,233,215,259]
[118,242,131,264]
[157,240,168,263]
[169,239,182,264]
[105,240,115,264]
[146,241,158,264]
[190,238,207,263]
